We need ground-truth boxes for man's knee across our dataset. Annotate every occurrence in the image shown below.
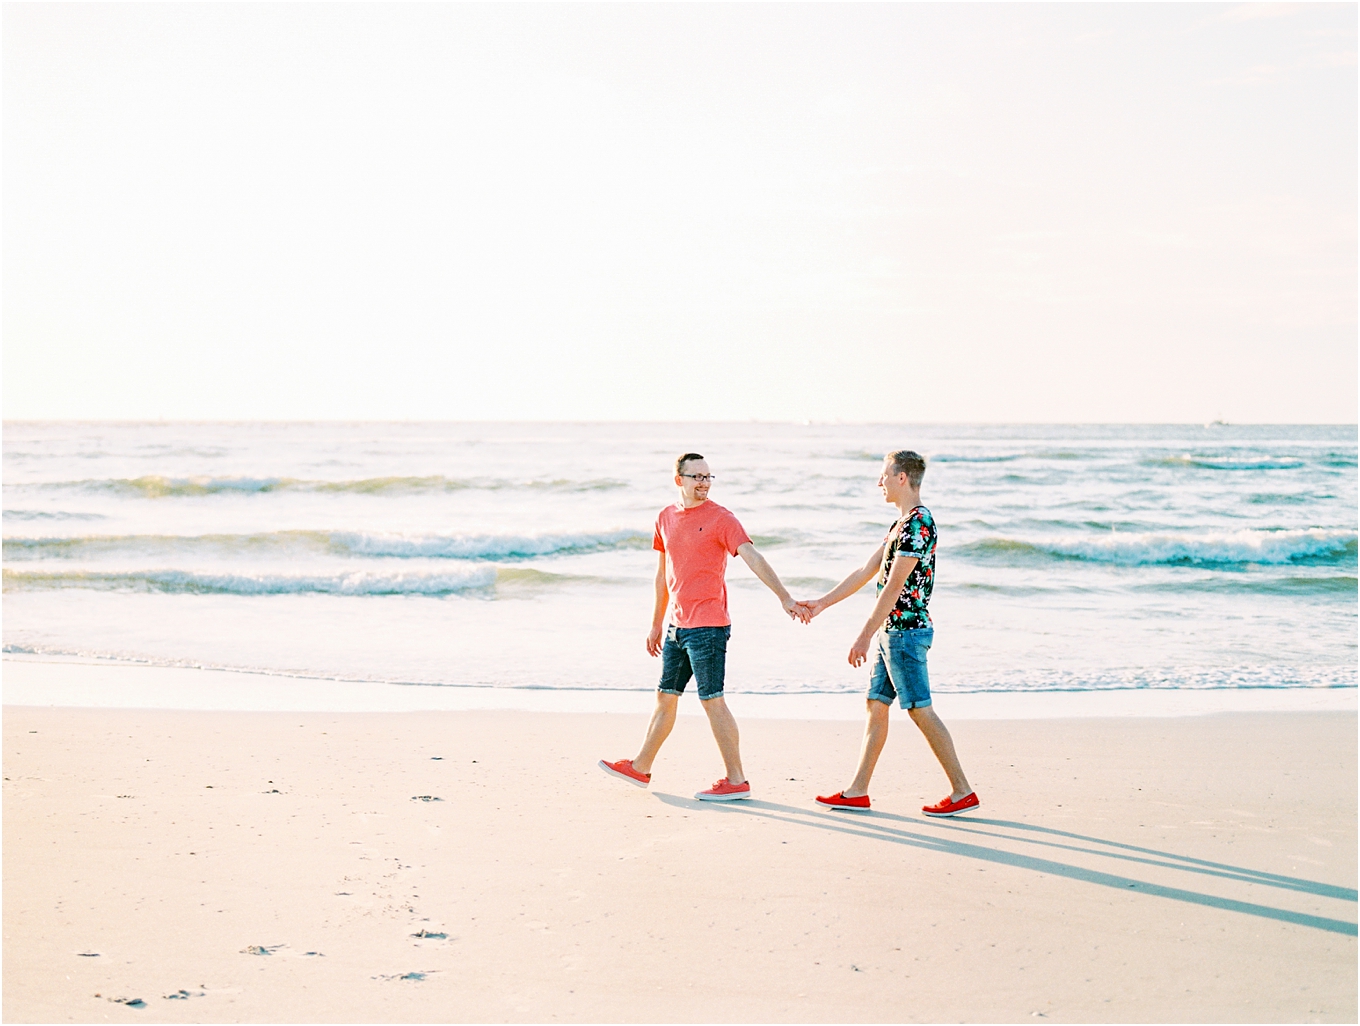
[907,704,942,729]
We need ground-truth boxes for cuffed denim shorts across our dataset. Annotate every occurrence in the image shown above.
[867,627,933,709]
[659,625,731,701]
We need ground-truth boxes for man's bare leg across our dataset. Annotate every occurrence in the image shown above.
[699,696,746,785]
[844,699,890,797]
[631,692,678,776]
[908,705,972,799]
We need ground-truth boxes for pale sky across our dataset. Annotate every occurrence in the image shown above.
[4,3,1356,423]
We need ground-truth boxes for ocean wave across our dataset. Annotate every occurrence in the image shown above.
[1246,493,1326,505]
[1134,575,1358,598]
[841,446,1071,464]
[935,664,1357,693]
[1030,450,1088,461]
[2,646,1354,695]
[1143,456,1307,471]
[2,509,108,521]
[19,474,630,498]
[332,528,649,560]
[930,453,1023,464]
[0,564,617,597]
[2,567,497,596]
[2,528,652,562]
[956,528,1357,567]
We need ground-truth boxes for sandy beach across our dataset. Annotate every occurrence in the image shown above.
[3,693,1355,1023]
[6,3,1356,1022]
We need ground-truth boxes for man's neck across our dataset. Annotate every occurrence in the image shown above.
[679,494,708,510]
[895,490,921,518]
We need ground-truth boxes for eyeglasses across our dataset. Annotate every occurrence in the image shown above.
[680,473,716,483]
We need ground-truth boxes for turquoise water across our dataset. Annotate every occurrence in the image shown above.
[3,422,1355,697]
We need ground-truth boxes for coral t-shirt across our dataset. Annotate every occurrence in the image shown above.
[652,500,752,628]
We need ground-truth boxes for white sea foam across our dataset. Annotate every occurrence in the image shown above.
[2,566,500,596]
[2,645,1353,695]
[2,528,652,562]
[17,474,629,497]
[1144,455,1309,471]
[331,529,649,559]
[960,528,1357,566]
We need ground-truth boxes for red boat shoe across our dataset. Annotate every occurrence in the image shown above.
[695,777,751,801]
[922,792,980,817]
[815,791,871,812]
[598,758,651,787]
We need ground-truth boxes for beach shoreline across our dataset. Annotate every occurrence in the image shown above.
[3,692,1354,1023]
[5,655,1356,720]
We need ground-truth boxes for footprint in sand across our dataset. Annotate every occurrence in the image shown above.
[240,944,323,958]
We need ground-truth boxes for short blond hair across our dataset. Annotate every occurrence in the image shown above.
[886,449,926,487]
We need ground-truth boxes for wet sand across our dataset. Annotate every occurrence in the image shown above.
[3,704,1355,1023]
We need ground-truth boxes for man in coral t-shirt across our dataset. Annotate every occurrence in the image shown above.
[600,453,805,801]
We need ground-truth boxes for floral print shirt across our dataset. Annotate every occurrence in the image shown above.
[878,506,936,631]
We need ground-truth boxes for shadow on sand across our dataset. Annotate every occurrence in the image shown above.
[652,793,1357,937]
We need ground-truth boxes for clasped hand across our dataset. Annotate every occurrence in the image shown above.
[782,597,822,624]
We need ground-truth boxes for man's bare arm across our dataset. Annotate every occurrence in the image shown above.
[802,546,885,617]
[735,542,804,621]
[647,551,668,656]
[847,554,917,667]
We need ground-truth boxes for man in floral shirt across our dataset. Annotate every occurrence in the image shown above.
[800,450,978,817]
[882,504,936,631]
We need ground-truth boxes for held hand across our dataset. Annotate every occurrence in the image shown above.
[646,625,664,658]
[782,596,810,623]
[800,598,825,620]
[848,633,872,668]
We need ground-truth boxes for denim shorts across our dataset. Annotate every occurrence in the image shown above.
[658,625,731,701]
[867,628,933,709]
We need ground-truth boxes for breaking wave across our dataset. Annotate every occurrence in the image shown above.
[1143,456,1308,471]
[14,474,630,498]
[2,645,1353,694]
[3,529,651,562]
[1,564,614,597]
[3,509,108,521]
[956,528,1357,567]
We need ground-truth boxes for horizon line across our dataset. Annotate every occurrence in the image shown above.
[4,418,1357,428]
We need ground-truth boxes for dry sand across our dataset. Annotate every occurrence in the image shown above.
[3,704,1355,1023]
